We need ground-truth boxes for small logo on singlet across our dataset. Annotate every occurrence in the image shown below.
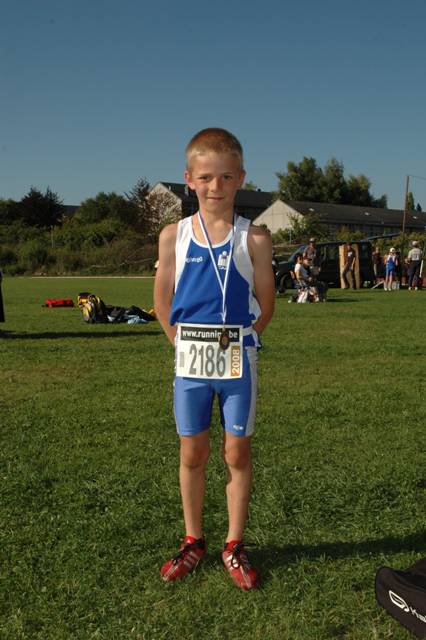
[185,256,203,264]
[218,251,229,270]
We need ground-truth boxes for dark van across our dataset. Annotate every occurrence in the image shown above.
[275,241,374,292]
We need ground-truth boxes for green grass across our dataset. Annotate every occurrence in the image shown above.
[1,278,426,639]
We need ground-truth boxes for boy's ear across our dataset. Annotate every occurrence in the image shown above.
[238,170,246,188]
[184,170,195,190]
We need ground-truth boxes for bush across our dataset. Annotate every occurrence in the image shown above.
[0,222,46,245]
[54,218,125,251]
[53,250,84,273]
[0,246,18,265]
[4,263,27,276]
[18,239,49,271]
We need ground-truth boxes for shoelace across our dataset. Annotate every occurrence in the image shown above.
[229,543,251,569]
[172,541,202,565]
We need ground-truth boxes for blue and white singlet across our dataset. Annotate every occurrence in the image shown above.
[170,215,261,347]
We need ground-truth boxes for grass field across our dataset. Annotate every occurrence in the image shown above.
[1,277,426,640]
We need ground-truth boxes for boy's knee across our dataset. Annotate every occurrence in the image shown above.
[180,439,210,469]
[223,440,251,469]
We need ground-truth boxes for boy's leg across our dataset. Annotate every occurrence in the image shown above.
[218,346,257,541]
[180,431,210,539]
[174,376,215,537]
[221,433,259,590]
[160,431,209,582]
[223,433,252,542]
[161,378,213,582]
[218,347,260,590]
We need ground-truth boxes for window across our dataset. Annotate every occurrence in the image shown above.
[326,245,339,261]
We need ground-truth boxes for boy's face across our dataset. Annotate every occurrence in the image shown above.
[185,152,245,217]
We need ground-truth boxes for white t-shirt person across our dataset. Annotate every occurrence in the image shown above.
[294,262,310,284]
[408,246,422,262]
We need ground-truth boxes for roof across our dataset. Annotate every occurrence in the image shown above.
[289,200,426,229]
[152,184,426,229]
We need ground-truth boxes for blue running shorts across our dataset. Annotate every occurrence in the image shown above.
[174,347,257,438]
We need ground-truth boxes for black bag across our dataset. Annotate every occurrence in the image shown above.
[104,305,155,324]
[105,305,127,323]
[376,558,426,637]
[124,305,155,322]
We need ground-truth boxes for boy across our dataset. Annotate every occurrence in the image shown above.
[153,128,275,590]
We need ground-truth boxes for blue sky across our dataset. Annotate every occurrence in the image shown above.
[2,0,426,209]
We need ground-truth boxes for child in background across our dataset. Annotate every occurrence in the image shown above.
[384,247,398,291]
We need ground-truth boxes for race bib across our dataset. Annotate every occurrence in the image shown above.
[176,324,243,380]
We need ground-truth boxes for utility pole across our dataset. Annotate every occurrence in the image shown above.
[402,175,409,237]
[401,175,410,274]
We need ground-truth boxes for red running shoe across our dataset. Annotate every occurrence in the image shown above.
[222,540,260,590]
[161,536,206,582]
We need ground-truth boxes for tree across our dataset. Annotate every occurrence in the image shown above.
[287,212,328,243]
[276,157,324,202]
[0,198,19,225]
[243,181,258,191]
[321,158,347,203]
[407,191,423,211]
[146,190,181,236]
[126,178,180,238]
[15,187,66,228]
[276,157,388,208]
[345,174,374,207]
[125,178,154,235]
[345,174,387,208]
[76,192,139,226]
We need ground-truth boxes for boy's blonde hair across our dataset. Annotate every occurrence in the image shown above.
[186,128,244,170]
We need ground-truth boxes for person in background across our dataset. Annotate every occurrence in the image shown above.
[303,238,317,262]
[272,249,278,274]
[384,247,398,291]
[292,255,323,302]
[294,253,311,287]
[372,247,382,283]
[342,243,357,289]
[407,241,422,290]
[303,238,321,275]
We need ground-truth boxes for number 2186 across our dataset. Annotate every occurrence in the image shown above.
[189,344,226,377]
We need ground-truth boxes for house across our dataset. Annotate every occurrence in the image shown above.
[150,182,272,221]
[253,199,426,237]
[148,183,426,237]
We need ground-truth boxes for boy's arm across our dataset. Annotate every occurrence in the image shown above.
[153,223,178,345]
[248,226,275,336]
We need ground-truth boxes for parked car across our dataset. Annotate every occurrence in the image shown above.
[274,241,374,292]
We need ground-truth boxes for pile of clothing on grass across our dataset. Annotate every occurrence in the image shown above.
[77,292,156,325]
